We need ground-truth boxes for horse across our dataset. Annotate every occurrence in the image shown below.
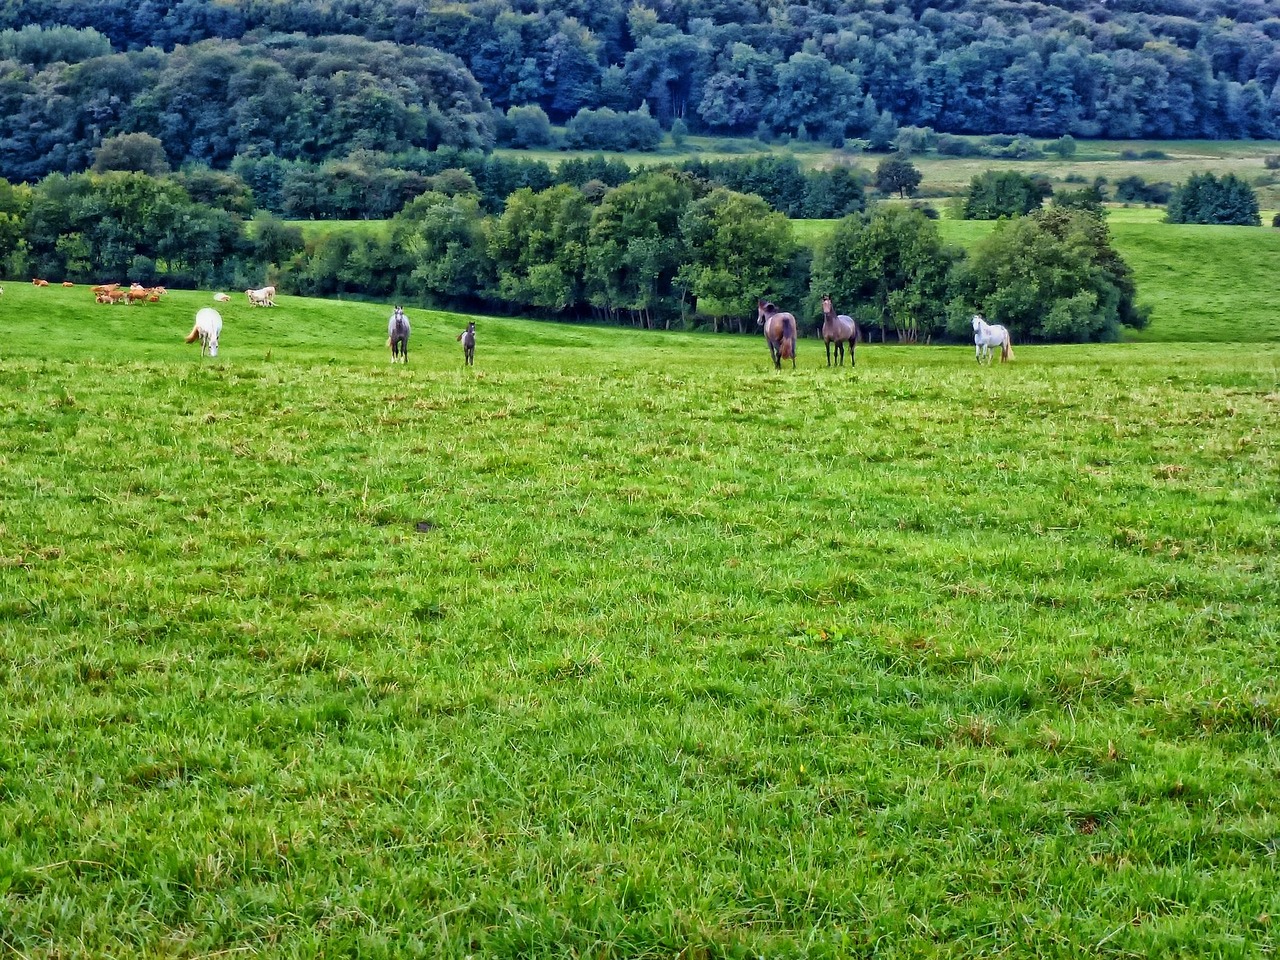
[457,321,475,366]
[972,314,1014,364]
[185,307,223,357]
[820,295,859,367]
[388,305,410,363]
[757,299,797,370]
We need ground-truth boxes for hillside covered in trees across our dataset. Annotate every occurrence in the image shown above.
[2,0,1279,182]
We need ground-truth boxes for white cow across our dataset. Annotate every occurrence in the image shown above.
[246,285,276,307]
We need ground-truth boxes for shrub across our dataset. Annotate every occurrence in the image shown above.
[1166,172,1261,226]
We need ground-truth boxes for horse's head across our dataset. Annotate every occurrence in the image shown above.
[207,332,219,357]
[971,314,984,331]
[757,300,773,326]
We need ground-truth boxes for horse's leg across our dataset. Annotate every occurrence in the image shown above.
[825,339,832,367]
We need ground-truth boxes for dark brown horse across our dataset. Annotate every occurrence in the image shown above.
[757,299,796,370]
[820,295,859,367]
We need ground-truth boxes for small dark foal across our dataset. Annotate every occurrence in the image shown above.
[457,321,475,366]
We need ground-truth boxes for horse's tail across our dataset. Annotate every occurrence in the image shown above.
[1002,332,1014,362]
[781,315,796,359]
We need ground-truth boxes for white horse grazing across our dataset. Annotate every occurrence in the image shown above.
[185,307,223,357]
[972,314,1014,364]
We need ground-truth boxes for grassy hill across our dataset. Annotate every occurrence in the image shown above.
[1,285,1278,956]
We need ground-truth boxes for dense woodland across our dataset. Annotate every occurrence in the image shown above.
[2,0,1280,181]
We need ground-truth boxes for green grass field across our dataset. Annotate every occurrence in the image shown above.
[495,135,1280,207]
[1,284,1278,956]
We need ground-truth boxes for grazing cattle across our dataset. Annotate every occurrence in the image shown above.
[32,278,49,287]
[62,281,75,287]
[185,308,223,357]
[91,283,119,295]
[97,289,128,304]
[213,292,231,303]
[246,285,276,307]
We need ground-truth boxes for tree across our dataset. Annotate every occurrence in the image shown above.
[961,171,1053,220]
[874,155,922,199]
[393,192,494,305]
[1052,185,1105,217]
[488,184,591,311]
[92,133,170,175]
[1166,172,1261,226]
[502,105,555,148]
[584,171,692,327]
[962,207,1148,343]
[679,188,797,333]
[810,207,959,343]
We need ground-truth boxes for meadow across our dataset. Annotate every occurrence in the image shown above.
[496,135,1280,208]
[1,283,1277,957]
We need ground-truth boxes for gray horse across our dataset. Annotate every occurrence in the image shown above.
[820,295,858,367]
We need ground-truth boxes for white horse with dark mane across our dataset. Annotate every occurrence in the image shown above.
[972,314,1014,364]
[185,307,223,357]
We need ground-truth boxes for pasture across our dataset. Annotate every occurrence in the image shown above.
[495,136,1280,208]
[793,209,1280,344]
[1,285,1278,957]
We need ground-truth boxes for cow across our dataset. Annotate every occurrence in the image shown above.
[246,285,276,307]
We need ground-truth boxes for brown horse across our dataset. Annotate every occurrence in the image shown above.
[757,299,796,370]
[820,295,859,367]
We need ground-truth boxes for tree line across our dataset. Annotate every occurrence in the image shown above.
[0,166,1151,344]
[3,0,1279,182]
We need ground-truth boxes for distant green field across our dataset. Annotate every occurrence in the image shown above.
[795,210,1280,343]
[2,283,1277,956]
[495,135,1280,207]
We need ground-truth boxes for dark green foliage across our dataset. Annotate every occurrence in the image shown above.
[23,170,248,285]
[1114,176,1173,205]
[1166,172,1261,226]
[1053,185,1106,217]
[962,171,1053,220]
[91,133,170,176]
[679,156,866,219]
[678,188,797,326]
[874,156,922,199]
[585,172,692,324]
[0,34,495,182]
[962,208,1149,343]
[811,207,959,342]
[1,0,1278,181]
[498,105,555,148]
[563,107,662,151]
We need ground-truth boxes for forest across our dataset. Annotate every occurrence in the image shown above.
[2,0,1279,181]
